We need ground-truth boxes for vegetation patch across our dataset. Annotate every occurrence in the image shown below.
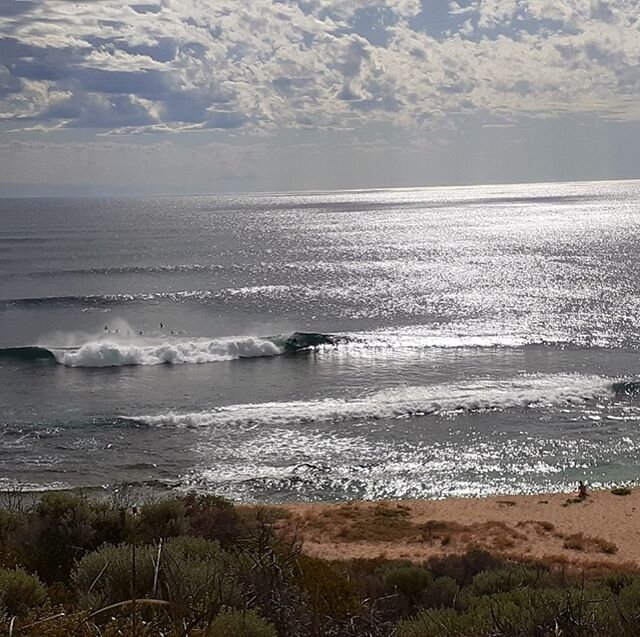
[0,493,637,636]
[563,533,618,554]
[611,487,632,496]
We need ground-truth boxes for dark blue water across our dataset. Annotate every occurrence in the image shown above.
[2,180,640,501]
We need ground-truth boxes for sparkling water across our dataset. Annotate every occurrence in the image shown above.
[2,180,640,501]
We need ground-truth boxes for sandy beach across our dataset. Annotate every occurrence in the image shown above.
[277,489,640,570]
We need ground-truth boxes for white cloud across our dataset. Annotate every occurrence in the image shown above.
[0,0,638,135]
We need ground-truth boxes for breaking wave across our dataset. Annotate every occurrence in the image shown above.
[127,374,632,428]
[0,332,337,368]
[1,327,626,369]
[52,338,283,367]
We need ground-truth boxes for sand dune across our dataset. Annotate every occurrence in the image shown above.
[277,489,640,569]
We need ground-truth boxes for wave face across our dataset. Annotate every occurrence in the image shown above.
[128,374,622,428]
[0,346,57,363]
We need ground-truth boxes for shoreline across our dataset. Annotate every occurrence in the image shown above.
[275,488,640,570]
[4,484,639,570]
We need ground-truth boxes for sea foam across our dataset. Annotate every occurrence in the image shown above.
[128,373,619,428]
[53,337,283,367]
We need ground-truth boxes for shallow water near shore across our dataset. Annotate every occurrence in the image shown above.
[2,180,640,501]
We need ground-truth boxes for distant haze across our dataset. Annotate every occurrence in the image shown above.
[1,0,639,195]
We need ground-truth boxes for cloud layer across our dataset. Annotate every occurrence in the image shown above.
[1,0,640,134]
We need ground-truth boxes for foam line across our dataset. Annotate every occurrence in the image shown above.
[128,374,623,428]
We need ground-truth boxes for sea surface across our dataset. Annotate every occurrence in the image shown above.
[2,180,640,502]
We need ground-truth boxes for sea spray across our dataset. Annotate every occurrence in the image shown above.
[53,337,284,367]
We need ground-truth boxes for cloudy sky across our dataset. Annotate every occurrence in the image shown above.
[1,0,639,195]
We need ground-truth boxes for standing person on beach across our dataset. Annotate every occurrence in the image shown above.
[578,481,588,500]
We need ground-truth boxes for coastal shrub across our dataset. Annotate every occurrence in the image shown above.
[296,555,359,620]
[0,510,24,568]
[465,586,607,636]
[384,566,432,604]
[233,521,308,635]
[209,609,277,637]
[428,550,503,586]
[0,509,22,540]
[470,565,546,597]
[605,572,635,595]
[611,579,640,632]
[563,533,618,554]
[73,542,156,606]
[424,576,460,610]
[397,607,477,637]
[611,487,632,496]
[0,567,48,616]
[466,589,561,635]
[182,492,243,546]
[24,492,96,581]
[73,536,234,610]
[382,566,461,617]
[90,500,130,546]
[135,498,189,542]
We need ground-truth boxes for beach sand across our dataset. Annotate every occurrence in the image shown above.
[276,489,640,570]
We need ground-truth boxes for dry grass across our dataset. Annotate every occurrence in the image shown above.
[279,502,420,544]
[277,493,637,569]
[563,533,618,554]
[516,520,557,535]
[283,506,536,557]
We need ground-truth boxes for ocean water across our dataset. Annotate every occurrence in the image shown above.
[2,180,640,502]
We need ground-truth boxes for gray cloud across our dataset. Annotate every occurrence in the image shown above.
[42,92,157,128]
[0,1,37,17]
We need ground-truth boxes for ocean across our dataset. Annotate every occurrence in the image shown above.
[2,180,640,502]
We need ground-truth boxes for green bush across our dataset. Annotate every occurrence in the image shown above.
[424,576,460,610]
[0,510,24,568]
[465,586,605,636]
[397,607,475,637]
[73,536,235,610]
[73,542,156,606]
[613,579,640,628]
[135,498,189,542]
[0,567,48,615]
[182,492,244,546]
[384,566,433,603]
[470,566,546,597]
[383,566,460,617]
[90,500,130,546]
[209,609,277,637]
[24,492,96,581]
[605,572,635,595]
[296,555,359,620]
[428,550,503,585]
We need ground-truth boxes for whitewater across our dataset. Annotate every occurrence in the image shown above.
[2,180,640,501]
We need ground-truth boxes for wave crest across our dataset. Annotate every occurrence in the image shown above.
[52,337,284,367]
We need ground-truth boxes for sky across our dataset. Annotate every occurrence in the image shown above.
[0,0,639,195]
